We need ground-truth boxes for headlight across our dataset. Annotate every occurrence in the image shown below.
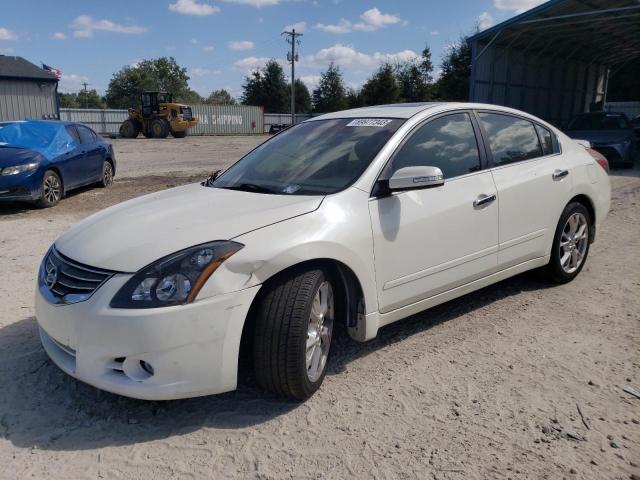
[110,241,243,309]
[1,162,39,175]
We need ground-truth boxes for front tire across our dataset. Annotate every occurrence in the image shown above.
[542,202,591,283]
[253,268,335,400]
[36,170,62,208]
[171,129,187,138]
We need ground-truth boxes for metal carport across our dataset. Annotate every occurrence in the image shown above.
[468,0,640,126]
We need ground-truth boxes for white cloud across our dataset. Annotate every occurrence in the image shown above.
[233,56,275,71]
[0,47,14,54]
[190,38,199,44]
[283,21,306,33]
[314,8,404,34]
[493,0,545,13]
[228,40,255,51]
[298,74,321,90]
[189,67,221,76]
[430,31,439,36]
[220,0,282,6]
[70,15,146,37]
[168,0,220,16]
[52,32,67,40]
[315,19,352,34]
[353,8,403,31]
[302,43,418,68]
[203,45,215,52]
[477,12,495,30]
[59,73,89,93]
[0,27,17,41]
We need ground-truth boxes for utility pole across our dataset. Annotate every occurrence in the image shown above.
[81,82,90,109]
[282,28,302,126]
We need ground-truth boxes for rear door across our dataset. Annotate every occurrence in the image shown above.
[476,111,572,269]
[76,125,103,182]
[369,111,499,313]
[57,125,86,188]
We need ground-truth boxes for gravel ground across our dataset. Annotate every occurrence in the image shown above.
[0,136,638,480]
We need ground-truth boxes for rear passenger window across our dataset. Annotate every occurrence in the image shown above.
[478,113,541,166]
[535,124,555,156]
[391,112,481,179]
[77,125,97,144]
[65,126,81,144]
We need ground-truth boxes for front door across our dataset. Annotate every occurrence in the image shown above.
[369,112,499,314]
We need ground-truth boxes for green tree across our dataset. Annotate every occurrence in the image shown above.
[346,88,364,109]
[241,60,289,112]
[105,57,191,108]
[361,63,400,106]
[395,63,432,103]
[436,37,472,101]
[58,92,79,108]
[77,89,105,108]
[292,79,312,113]
[312,62,348,113]
[206,89,237,105]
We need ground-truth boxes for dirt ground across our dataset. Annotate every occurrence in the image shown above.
[0,136,638,480]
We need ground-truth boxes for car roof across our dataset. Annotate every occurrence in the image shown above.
[308,102,549,121]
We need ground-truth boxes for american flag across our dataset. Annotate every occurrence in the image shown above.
[42,63,62,79]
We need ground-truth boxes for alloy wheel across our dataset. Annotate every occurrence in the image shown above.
[44,175,61,204]
[559,212,588,274]
[103,162,114,186]
[306,280,334,382]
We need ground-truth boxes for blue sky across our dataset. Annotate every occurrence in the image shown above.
[0,0,544,99]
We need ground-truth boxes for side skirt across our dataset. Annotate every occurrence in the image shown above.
[356,255,549,341]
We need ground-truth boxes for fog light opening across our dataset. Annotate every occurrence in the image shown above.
[140,360,154,376]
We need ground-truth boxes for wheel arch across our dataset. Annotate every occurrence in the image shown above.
[568,193,596,241]
[237,258,367,383]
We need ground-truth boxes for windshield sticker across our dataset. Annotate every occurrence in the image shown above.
[346,119,392,127]
[282,184,301,194]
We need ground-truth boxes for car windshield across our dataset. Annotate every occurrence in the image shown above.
[211,118,404,195]
[567,113,630,131]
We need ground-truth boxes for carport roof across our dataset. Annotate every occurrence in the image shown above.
[468,0,640,67]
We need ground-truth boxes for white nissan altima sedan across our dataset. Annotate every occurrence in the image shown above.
[35,103,610,400]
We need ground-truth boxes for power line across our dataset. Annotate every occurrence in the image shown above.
[282,29,303,125]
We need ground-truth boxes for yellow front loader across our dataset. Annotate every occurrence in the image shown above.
[119,91,198,139]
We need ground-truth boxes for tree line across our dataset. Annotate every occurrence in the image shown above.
[59,38,472,112]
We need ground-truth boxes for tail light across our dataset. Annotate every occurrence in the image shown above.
[586,148,609,174]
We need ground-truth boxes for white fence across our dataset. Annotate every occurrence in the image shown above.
[60,105,266,135]
[604,101,640,119]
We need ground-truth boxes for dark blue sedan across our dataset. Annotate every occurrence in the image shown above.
[0,120,116,207]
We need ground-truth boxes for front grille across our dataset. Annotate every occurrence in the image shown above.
[41,247,116,304]
[180,106,193,120]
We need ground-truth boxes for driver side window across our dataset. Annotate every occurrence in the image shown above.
[391,113,482,179]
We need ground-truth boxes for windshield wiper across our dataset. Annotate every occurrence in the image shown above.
[223,183,280,194]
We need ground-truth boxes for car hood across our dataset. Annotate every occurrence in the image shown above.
[0,146,44,168]
[566,130,630,144]
[55,183,323,271]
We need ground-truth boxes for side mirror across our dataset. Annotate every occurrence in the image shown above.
[388,166,444,192]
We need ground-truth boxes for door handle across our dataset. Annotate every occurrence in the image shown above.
[473,193,496,208]
[552,169,569,180]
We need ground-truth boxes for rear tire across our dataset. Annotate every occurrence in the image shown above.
[99,160,114,188]
[150,119,170,139]
[541,202,591,283]
[253,268,335,400]
[36,170,62,208]
[119,119,140,139]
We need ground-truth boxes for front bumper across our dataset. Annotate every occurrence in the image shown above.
[35,273,260,400]
[0,169,42,201]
